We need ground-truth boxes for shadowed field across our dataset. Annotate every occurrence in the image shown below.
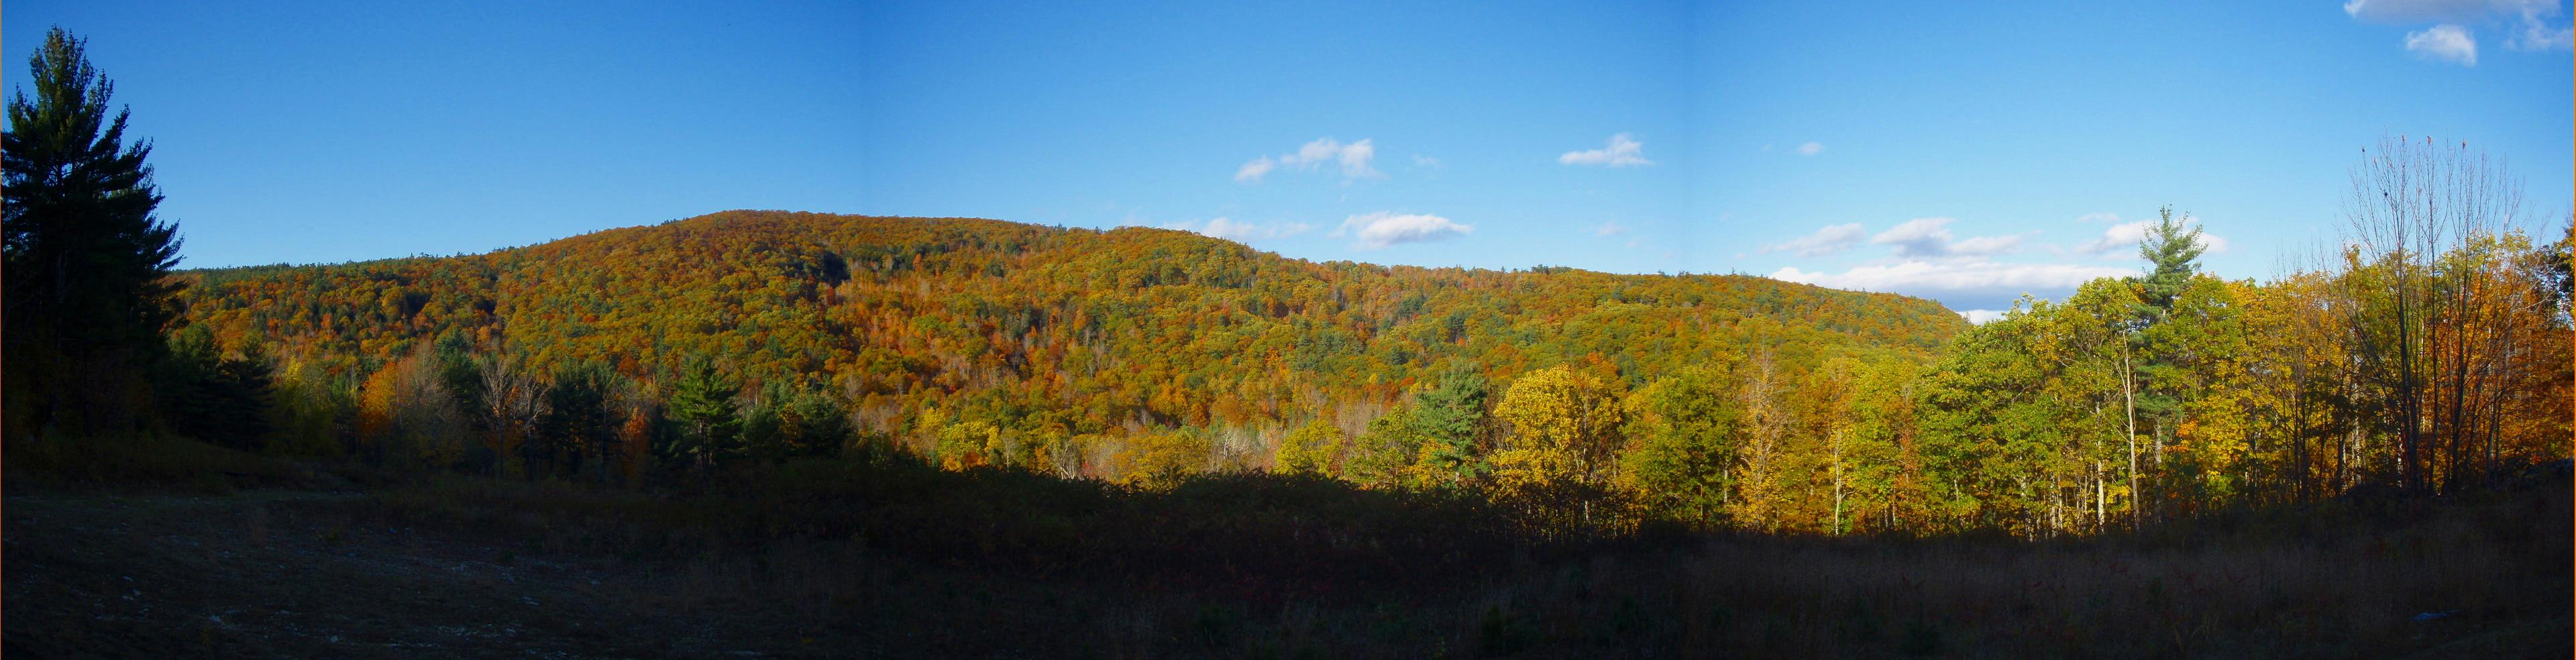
[8,451,2567,658]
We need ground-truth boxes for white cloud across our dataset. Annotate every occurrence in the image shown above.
[1236,138,1380,183]
[1948,235,2025,257]
[1234,158,1277,183]
[2511,12,2576,49]
[1165,217,1312,242]
[1558,133,1654,167]
[1871,218,1955,258]
[1334,212,1471,250]
[1412,154,1444,168]
[2075,212,2123,224]
[2345,0,2571,60]
[2405,23,2480,64]
[1957,309,2010,325]
[1770,260,2133,307]
[1796,142,1825,156]
[1593,221,1629,237]
[1868,217,2021,258]
[1764,223,1867,257]
[2075,218,2230,256]
[2345,0,2556,24]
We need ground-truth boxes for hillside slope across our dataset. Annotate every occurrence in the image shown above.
[176,211,1965,469]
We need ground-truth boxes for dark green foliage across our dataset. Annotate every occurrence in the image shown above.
[2132,206,2206,313]
[533,361,616,479]
[160,325,276,450]
[2,27,183,440]
[663,354,743,472]
[1410,362,1494,483]
[1623,364,1743,522]
[740,394,786,463]
[784,388,851,457]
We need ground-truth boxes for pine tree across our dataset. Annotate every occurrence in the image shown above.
[663,354,743,472]
[2134,206,2207,313]
[1408,363,1493,484]
[537,361,617,478]
[3,27,184,440]
[2125,205,2206,518]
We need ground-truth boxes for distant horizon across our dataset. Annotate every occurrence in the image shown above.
[9,1,2570,318]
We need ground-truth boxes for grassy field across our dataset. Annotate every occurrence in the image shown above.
[5,443,2569,658]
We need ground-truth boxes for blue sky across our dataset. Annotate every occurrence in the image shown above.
[7,1,2568,317]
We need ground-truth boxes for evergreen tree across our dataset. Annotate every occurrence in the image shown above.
[663,354,743,472]
[3,28,184,439]
[1408,363,1493,484]
[535,361,616,478]
[786,389,851,458]
[740,388,787,464]
[2125,206,2206,518]
[2133,206,2207,313]
[160,325,275,450]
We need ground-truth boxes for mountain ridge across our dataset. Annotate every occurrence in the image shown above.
[173,210,1967,470]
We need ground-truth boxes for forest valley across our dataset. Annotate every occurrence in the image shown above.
[25,186,2570,541]
[4,28,2571,655]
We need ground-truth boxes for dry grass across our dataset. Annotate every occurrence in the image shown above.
[8,449,2567,657]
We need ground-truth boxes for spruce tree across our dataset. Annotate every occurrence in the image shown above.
[3,28,184,439]
[664,355,742,472]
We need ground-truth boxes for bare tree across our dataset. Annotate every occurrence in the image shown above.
[2342,136,2524,494]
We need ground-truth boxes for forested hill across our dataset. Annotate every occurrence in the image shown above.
[174,210,1961,459]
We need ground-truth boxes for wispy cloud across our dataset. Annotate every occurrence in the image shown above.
[1770,260,2133,310]
[2074,217,2229,256]
[1163,217,1314,242]
[1796,142,1825,156]
[1334,212,1472,250]
[1236,138,1380,183]
[1870,217,2021,258]
[1593,221,1629,237]
[1957,309,2010,325]
[2344,0,2573,64]
[1764,223,1866,257]
[1558,133,1654,167]
[1233,159,1277,183]
[2406,23,2479,64]
[1411,154,1444,168]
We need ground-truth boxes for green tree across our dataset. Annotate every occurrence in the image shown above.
[2133,206,2207,311]
[663,355,743,472]
[161,325,276,450]
[1620,364,1743,523]
[1406,364,1494,485]
[535,361,617,479]
[3,27,184,440]
[785,388,851,458]
[2125,206,2207,518]
[1841,359,1924,533]
[1344,404,1424,488]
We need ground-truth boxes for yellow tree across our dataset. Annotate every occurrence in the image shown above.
[1274,417,1347,476]
[2153,276,2257,506]
[1490,364,1625,490]
[1730,353,1795,530]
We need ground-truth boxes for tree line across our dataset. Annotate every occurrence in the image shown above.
[7,28,2565,539]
